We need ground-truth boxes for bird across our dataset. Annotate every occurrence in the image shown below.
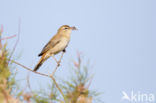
[34,25,77,71]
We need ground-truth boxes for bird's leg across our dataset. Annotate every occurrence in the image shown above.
[52,55,60,66]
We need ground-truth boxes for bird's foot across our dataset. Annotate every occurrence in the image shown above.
[63,49,66,53]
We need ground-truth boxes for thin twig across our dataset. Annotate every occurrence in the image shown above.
[0,25,3,50]
[51,52,65,77]
[1,35,16,40]
[26,72,33,93]
[86,75,94,89]
[8,19,21,64]
[0,24,3,34]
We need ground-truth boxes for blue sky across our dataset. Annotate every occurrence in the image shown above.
[0,0,156,102]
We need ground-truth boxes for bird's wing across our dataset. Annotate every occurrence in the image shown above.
[38,35,60,56]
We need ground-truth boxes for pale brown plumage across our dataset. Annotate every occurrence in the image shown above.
[34,25,77,71]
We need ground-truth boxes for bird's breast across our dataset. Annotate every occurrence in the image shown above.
[50,37,70,54]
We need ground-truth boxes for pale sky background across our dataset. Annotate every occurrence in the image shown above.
[0,0,156,103]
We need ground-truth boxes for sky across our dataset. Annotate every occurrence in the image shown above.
[0,0,156,103]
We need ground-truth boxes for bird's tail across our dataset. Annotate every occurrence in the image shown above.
[34,55,46,71]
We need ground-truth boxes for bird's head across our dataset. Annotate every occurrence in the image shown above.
[57,25,77,35]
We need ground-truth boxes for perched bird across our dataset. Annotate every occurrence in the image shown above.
[34,25,77,71]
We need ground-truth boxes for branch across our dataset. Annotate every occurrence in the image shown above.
[49,75,66,102]
[8,18,21,64]
[0,25,3,50]
[1,35,16,40]
[51,52,65,77]
[26,72,33,93]
[12,60,49,77]
[11,59,67,103]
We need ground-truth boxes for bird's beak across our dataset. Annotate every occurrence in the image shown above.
[71,26,78,30]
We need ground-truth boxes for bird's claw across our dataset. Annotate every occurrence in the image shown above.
[63,49,66,53]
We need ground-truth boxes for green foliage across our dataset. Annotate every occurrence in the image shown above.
[32,93,49,103]
[60,55,93,103]
[0,29,20,102]
[0,43,10,83]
